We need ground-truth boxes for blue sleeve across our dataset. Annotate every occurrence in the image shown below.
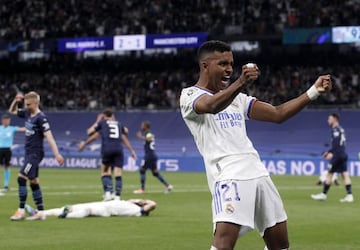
[12,126,19,134]
[17,109,26,118]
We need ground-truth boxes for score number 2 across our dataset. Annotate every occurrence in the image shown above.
[114,35,146,51]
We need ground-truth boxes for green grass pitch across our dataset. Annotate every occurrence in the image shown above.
[0,168,359,250]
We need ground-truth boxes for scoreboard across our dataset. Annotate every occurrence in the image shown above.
[58,33,207,52]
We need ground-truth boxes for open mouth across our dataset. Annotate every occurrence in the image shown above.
[221,76,231,84]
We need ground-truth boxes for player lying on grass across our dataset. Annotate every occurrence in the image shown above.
[316,169,339,186]
[25,199,156,219]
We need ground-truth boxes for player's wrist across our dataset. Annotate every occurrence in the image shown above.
[306,85,320,101]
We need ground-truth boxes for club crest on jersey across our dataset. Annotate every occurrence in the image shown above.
[25,121,36,136]
[225,203,235,214]
[187,89,194,96]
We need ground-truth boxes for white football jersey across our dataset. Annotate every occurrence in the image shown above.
[180,86,269,190]
[70,200,142,217]
[106,200,142,217]
[71,201,112,217]
[44,200,142,218]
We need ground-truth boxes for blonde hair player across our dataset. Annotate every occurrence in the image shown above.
[8,91,64,221]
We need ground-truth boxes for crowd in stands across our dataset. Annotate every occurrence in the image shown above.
[0,0,359,110]
[0,0,359,40]
[1,53,359,111]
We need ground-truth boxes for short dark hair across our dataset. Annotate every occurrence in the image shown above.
[103,109,113,117]
[2,114,10,119]
[197,40,231,61]
[330,113,340,121]
[142,120,151,129]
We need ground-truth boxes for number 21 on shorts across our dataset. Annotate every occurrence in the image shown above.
[213,180,241,214]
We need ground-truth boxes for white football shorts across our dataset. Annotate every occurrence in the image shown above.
[212,176,287,237]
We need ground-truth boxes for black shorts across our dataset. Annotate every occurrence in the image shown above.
[0,148,12,166]
[102,151,124,168]
[142,159,158,171]
[20,152,44,179]
[328,156,348,173]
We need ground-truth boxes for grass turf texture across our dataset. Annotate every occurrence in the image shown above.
[0,169,359,250]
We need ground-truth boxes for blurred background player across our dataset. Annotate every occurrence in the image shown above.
[78,109,137,201]
[34,198,157,218]
[133,120,172,194]
[8,91,64,221]
[311,113,354,203]
[316,169,339,186]
[0,114,25,191]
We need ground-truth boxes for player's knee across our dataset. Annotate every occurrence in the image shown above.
[30,183,40,191]
[17,176,26,186]
[139,169,146,174]
[152,171,159,177]
[29,178,39,185]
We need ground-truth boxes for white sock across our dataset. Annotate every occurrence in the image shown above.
[43,208,63,216]
[210,246,218,250]
[66,208,90,218]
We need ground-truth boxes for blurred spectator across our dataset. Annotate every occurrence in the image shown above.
[0,0,359,110]
[0,52,359,110]
[1,0,360,40]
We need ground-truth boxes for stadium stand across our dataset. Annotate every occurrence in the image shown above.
[0,58,359,110]
[1,0,359,39]
[0,0,359,164]
[0,1,359,110]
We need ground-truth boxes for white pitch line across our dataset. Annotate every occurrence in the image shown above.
[0,187,210,196]
[2,185,358,197]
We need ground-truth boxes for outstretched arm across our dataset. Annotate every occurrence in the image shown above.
[136,130,145,140]
[17,127,26,132]
[250,75,332,123]
[78,132,100,152]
